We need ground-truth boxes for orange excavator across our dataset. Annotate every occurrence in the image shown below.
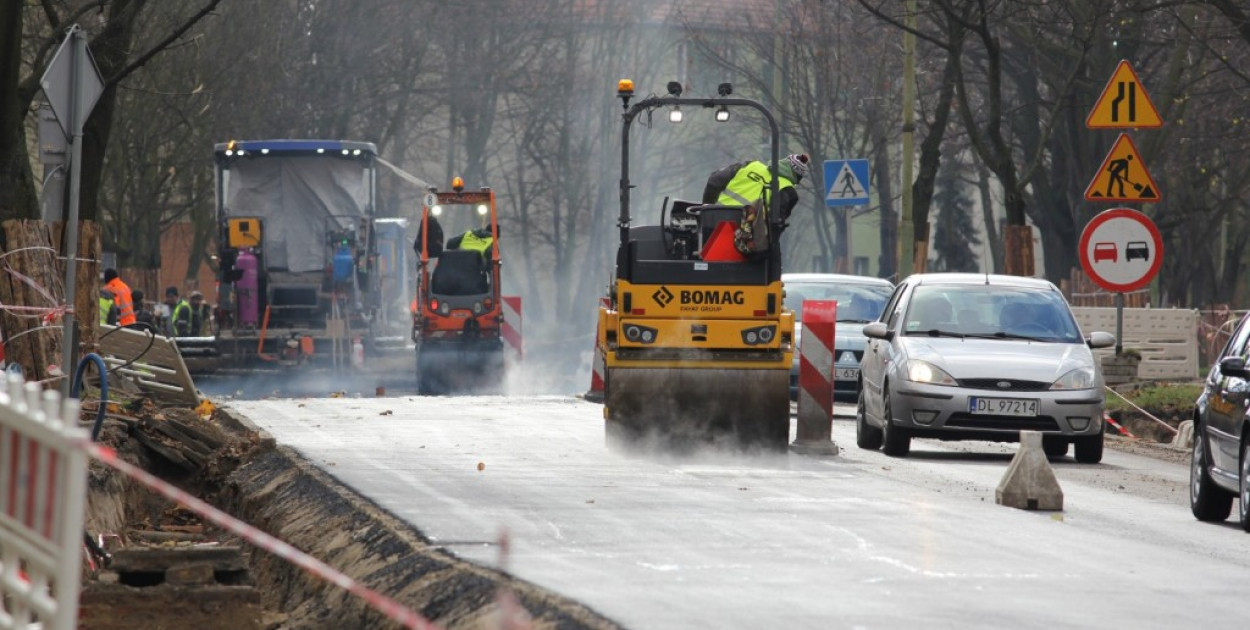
[411,177,506,394]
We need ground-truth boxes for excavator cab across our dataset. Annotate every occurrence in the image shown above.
[598,81,793,451]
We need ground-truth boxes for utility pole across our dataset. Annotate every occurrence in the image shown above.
[898,0,917,279]
[772,0,785,148]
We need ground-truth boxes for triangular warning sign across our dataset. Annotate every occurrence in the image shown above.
[827,163,865,201]
[1086,60,1163,129]
[1084,133,1161,203]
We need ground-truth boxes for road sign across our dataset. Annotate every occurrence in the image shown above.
[1086,60,1163,129]
[823,159,870,207]
[39,28,104,139]
[1079,207,1163,293]
[1084,133,1160,203]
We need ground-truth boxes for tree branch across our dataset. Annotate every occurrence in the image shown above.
[101,0,225,88]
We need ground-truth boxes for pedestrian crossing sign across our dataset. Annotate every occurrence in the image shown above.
[823,159,870,207]
[1084,133,1160,203]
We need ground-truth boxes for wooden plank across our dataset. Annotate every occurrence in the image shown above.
[109,547,247,573]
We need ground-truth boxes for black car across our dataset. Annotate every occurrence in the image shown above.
[1125,241,1150,261]
[1191,311,1250,530]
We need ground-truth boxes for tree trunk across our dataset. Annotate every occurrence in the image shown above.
[1003,224,1035,277]
[53,220,102,356]
[0,220,66,381]
[911,34,961,276]
[0,1,39,223]
[976,165,1003,273]
[872,130,896,281]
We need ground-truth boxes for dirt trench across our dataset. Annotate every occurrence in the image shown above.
[79,404,623,630]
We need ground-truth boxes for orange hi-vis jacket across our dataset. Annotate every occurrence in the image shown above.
[105,277,136,326]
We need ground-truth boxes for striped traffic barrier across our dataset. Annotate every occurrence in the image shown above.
[0,376,88,630]
[586,297,609,403]
[501,296,523,362]
[792,300,838,455]
[1104,413,1137,439]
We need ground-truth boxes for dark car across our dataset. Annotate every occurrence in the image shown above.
[1125,241,1150,261]
[1191,311,1250,530]
[784,273,894,403]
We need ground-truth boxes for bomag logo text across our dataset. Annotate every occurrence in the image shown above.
[679,290,745,305]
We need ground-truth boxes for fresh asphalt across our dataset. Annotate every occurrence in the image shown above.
[230,395,1247,629]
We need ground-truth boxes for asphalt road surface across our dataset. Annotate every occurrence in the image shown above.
[231,395,1247,629]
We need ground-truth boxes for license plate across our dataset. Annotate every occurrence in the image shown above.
[835,368,859,381]
[968,397,1038,417]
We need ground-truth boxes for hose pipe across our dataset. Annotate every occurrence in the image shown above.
[72,352,109,441]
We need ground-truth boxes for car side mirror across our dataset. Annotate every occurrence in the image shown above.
[862,321,891,340]
[1219,356,1249,378]
[1087,331,1115,349]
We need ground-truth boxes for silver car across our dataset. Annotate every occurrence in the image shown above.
[857,273,1116,463]
[784,273,894,402]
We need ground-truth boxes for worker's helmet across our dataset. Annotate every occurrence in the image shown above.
[784,153,811,182]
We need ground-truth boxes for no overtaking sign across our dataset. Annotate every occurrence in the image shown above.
[1078,208,1163,293]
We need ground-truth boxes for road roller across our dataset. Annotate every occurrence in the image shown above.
[598,80,794,451]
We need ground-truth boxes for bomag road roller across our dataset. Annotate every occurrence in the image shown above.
[412,177,506,394]
[598,80,794,451]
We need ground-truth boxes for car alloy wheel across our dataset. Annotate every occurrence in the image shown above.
[1240,441,1250,532]
[880,384,910,457]
[856,392,883,449]
[1190,426,1233,522]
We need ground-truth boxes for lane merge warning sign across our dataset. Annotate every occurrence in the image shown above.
[1086,60,1163,129]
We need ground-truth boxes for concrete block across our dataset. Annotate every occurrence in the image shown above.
[996,431,1064,511]
[1172,420,1194,450]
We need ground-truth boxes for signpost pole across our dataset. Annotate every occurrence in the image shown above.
[1114,292,1124,356]
[59,27,85,397]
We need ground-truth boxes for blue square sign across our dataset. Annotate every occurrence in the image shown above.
[823,159,871,207]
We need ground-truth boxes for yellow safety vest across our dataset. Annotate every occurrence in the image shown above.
[716,161,795,210]
[99,297,115,324]
[459,230,493,256]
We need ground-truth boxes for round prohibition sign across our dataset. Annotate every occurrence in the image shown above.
[1078,207,1163,293]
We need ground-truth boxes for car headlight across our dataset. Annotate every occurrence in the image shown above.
[1051,367,1097,390]
[905,359,957,386]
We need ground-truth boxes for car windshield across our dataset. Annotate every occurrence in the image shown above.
[784,280,893,322]
[902,284,1083,343]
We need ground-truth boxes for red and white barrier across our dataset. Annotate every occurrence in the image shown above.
[0,377,88,630]
[586,297,610,402]
[501,296,523,362]
[1104,413,1137,439]
[792,300,838,455]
